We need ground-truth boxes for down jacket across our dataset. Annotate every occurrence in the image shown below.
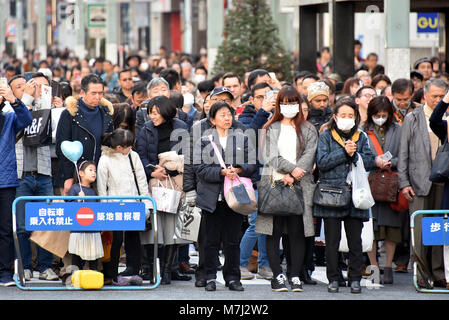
[96,146,152,214]
[136,118,188,180]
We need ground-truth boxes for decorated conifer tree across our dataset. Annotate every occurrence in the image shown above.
[213,0,292,82]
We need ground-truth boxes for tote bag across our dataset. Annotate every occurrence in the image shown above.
[208,135,257,215]
[151,176,182,214]
[175,200,202,242]
[22,108,52,147]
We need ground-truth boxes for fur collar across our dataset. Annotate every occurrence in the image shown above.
[65,96,114,117]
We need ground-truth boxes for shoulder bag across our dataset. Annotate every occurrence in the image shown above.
[209,135,257,216]
[258,169,305,216]
[366,130,398,203]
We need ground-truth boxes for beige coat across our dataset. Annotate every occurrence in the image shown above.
[255,121,317,237]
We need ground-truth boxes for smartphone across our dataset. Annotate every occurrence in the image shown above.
[269,72,277,80]
[0,77,7,99]
[380,151,393,162]
[265,90,274,100]
[51,80,61,97]
[0,77,7,87]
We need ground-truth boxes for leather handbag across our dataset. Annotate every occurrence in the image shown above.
[313,183,352,208]
[368,168,398,203]
[258,173,304,216]
[366,130,405,210]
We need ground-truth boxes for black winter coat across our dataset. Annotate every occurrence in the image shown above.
[183,116,247,193]
[193,129,258,213]
[136,117,188,180]
[55,96,114,187]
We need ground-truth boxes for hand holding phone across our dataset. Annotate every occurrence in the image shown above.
[380,151,393,162]
[0,77,7,100]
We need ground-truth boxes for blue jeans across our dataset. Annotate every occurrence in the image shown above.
[15,173,54,272]
[239,191,269,267]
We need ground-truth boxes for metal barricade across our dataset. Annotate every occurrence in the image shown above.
[410,209,449,293]
[12,195,160,291]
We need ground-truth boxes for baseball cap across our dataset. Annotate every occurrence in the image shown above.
[210,86,234,100]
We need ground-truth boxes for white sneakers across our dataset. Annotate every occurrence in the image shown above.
[38,268,59,281]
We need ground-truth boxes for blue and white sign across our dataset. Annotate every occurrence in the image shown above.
[417,13,438,33]
[25,202,146,231]
[422,217,449,245]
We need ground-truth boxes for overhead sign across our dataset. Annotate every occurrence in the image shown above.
[422,216,449,245]
[417,13,438,33]
[25,201,146,231]
[87,4,106,28]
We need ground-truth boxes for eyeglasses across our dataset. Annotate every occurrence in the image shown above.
[121,78,133,82]
[211,98,232,104]
[361,93,376,99]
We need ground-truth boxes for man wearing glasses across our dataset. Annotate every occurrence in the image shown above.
[355,85,377,126]
[113,69,135,103]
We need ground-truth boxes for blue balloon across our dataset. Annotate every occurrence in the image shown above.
[61,140,84,163]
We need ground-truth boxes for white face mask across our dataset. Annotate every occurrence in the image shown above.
[336,117,355,132]
[194,74,206,83]
[280,104,299,119]
[372,116,387,126]
[183,93,195,107]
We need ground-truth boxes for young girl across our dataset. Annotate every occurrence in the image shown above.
[67,161,103,272]
[97,128,151,286]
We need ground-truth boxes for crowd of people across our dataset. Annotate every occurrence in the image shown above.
[0,44,449,295]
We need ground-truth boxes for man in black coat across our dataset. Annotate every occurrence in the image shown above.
[56,73,114,195]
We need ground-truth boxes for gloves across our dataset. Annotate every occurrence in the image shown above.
[185,190,197,207]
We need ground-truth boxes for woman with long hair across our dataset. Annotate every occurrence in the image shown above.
[256,86,318,292]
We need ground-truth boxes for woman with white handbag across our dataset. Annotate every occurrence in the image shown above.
[193,102,258,292]
[313,97,375,294]
[136,96,190,285]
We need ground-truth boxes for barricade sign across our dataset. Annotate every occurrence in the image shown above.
[25,202,146,231]
[12,195,160,291]
[421,216,449,245]
[411,210,449,294]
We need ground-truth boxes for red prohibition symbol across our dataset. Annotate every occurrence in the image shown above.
[76,207,95,226]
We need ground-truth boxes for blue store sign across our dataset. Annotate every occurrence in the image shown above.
[25,201,146,231]
[417,13,438,33]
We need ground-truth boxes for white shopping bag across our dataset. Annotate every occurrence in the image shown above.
[151,176,182,214]
[347,153,375,210]
[339,217,374,252]
[175,200,202,242]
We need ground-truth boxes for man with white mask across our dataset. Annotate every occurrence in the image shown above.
[182,87,200,127]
